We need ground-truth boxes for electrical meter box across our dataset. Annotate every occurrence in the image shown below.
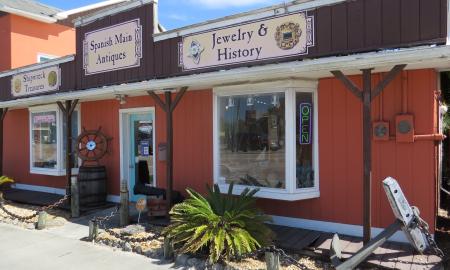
[395,114,414,143]
[373,121,390,141]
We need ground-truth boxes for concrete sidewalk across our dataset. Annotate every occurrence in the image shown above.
[0,223,175,270]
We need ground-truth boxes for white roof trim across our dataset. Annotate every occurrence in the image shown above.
[0,5,57,23]
[74,0,155,28]
[153,0,346,41]
[55,0,131,20]
[2,45,450,108]
[0,55,74,78]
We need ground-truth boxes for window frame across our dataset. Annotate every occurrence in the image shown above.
[213,80,319,201]
[29,104,81,176]
[37,53,58,63]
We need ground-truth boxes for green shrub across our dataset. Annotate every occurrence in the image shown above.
[163,183,273,263]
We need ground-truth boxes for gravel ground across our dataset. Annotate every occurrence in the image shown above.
[0,201,70,229]
[95,225,333,270]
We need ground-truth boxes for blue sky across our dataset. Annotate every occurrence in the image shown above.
[40,0,282,30]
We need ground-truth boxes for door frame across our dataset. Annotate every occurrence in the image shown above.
[119,107,156,199]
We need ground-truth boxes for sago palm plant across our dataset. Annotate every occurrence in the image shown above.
[163,183,273,263]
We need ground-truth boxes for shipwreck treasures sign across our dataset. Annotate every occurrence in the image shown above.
[179,12,314,71]
[83,19,143,75]
[11,66,60,97]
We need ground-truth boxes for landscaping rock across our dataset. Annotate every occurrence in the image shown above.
[211,263,224,270]
[175,254,190,265]
[134,245,143,254]
[122,242,132,252]
[195,259,207,270]
[121,224,145,236]
[187,258,198,267]
[144,250,154,257]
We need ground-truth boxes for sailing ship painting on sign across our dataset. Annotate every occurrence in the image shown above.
[179,11,314,71]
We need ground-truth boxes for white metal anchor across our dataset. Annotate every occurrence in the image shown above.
[329,177,430,270]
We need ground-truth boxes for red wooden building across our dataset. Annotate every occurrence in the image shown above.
[0,0,448,243]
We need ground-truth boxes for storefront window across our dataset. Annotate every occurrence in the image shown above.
[30,105,80,175]
[217,93,286,188]
[214,82,319,201]
[31,111,58,169]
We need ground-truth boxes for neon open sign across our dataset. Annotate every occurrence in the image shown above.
[299,103,312,144]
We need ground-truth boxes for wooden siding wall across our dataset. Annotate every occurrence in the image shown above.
[3,109,67,188]
[2,70,437,230]
[74,4,154,90]
[80,90,213,196]
[258,69,438,230]
[0,0,447,101]
[155,0,447,78]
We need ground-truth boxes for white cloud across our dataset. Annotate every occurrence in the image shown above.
[188,0,278,9]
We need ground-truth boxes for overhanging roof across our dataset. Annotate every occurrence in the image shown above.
[2,44,450,109]
[154,0,346,41]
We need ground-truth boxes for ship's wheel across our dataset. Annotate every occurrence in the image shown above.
[76,127,111,166]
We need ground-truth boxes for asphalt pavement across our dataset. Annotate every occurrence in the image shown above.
[0,223,175,270]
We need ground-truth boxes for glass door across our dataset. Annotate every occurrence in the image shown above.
[129,113,154,202]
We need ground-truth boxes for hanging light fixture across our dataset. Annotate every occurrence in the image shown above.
[246,96,254,106]
[227,97,235,107]
[271,94,279,107]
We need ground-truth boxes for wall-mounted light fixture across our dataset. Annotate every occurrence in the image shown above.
[115,94,128,105]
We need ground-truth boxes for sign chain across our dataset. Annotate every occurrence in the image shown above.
[411,207,448,264]
[92,206,162,243]
[239,245,313,270]
[0,195,69,222]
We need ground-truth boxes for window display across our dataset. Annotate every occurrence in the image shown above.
[31,111,58,169]
[214,84,319,200]
[217,93,286,188]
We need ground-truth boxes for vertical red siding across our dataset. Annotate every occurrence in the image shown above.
[80,90,213,196]
[258,69,437,231]
[4,109,66,188]
[3,71,437,231]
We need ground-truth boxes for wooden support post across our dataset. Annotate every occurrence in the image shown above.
[0,108,8,176]
[362,68,373,244]
[120,180,129,227]
[165,91,173,215]
[71,176,80,218]
[265,252,280,270]
[57,100,79,197]
[36,211,47,230]
[147,87,188,217]
[331,65,406,244]
[163,237,174,260]
[57,100,79,210]
[88,220,99,241]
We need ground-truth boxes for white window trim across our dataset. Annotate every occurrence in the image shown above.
[29,104,80,176]
[213,79,320,201]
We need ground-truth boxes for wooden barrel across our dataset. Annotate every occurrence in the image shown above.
[78,166,107,207]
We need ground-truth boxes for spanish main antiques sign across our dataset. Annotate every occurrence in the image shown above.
[83,19,142,75]
[11,66,60,97]
[179,12,314,71]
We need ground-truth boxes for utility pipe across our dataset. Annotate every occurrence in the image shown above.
[388,134,445,141]
[401,72,408,113]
